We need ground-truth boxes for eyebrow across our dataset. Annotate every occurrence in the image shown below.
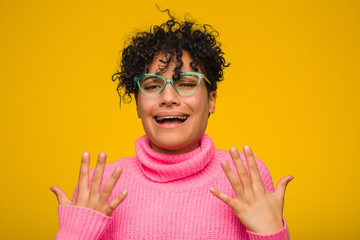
[154,70,188,75]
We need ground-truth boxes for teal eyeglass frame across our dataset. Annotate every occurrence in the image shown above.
[134,72,211,97]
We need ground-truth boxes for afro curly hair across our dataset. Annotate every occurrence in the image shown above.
[112,15,230,103]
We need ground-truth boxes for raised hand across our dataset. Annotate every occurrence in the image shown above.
[210,146,293,234]
[50,152,127,216]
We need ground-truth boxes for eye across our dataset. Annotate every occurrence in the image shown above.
[144,84,162,90]
[179,82,197,88]
[176,75,199,88]
[140,77,163,91]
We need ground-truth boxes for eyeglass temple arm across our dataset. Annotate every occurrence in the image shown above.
[204,76,211,86]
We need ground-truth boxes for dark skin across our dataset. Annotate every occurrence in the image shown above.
[50,146,293,233]
[50,152,127,216]
[210,146,293,234]
[51,53,293,234]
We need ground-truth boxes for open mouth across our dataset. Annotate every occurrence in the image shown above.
[154,115,189,124]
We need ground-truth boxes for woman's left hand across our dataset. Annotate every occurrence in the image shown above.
[210,146,293,234]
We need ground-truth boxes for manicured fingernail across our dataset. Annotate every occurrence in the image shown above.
[49,187,54,193]
[122,190,127,196]
[210,187,217,194]
[83,152,88,157]
[230,147,237,153]
[221,160,228,167]
[244,145,251,151]
[115,167,121,173]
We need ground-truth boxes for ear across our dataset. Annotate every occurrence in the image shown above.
[208,91,217,114]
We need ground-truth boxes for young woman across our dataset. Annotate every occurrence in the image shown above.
[51,18,293,240]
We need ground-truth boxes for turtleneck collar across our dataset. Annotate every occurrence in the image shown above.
[135,134,215,183]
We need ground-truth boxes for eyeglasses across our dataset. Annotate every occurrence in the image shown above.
[134,72,211,97]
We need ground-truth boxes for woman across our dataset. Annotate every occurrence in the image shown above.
[51,18,293,240]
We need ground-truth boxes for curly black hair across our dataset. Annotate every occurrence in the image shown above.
[112,16,230,103]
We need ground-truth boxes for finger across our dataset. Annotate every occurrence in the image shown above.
[243,145,262,186]
[105,190,128,216]
[210,187,234,208]
[221,159,243,196]
[99,167,123,204]
[50,186,71,205]
[229,147,251,189]
[273,175,294,200]
[89,152,107,198]
[77,152,90,202]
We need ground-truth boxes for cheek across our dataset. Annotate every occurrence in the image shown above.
[191,92,210,113]
[137,97,149,118]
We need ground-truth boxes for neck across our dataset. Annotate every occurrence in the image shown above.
[150,137,201,155]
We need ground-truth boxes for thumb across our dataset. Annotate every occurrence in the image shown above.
[273,175,294,200]
[50,186,71,205]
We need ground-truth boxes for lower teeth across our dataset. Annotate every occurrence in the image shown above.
[158,119,186,124]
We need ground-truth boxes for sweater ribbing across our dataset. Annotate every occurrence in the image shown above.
[136,134,215,183]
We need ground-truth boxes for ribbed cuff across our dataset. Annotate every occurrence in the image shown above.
[246,219,290,240]
[56,205,111,240]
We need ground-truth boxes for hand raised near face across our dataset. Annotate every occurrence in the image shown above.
[50,152,127,216]
[210,146,293,234]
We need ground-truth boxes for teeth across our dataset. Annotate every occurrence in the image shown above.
[155,116,188,121]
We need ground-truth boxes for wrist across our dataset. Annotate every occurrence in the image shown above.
[247,217,284,234]
[246,219,289,240]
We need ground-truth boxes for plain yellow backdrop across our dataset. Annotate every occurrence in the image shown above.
[1,0,359,239]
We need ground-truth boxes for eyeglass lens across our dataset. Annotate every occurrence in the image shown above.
[139,75,200,96]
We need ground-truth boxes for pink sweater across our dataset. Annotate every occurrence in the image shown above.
[56,134,290,240]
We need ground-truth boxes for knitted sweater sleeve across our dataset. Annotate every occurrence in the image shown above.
[55,205,111,240]
[245,155,290,240]
[55,168,112,240]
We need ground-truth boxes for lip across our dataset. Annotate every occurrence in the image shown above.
[153,111,189,118]
[153,111,190,128]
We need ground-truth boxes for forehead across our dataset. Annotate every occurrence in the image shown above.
[147,51,197,74]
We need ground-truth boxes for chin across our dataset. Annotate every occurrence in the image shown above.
[148,131,203,154]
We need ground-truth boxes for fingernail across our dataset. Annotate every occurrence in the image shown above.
[122,190,127,196]
[83,152,88,157]
[230,147,237,153]
[221,160,228,167]
[210,187,216,194]
[50,187,55,193]
[244,145,253,154]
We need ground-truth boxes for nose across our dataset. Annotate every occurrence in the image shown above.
[159,83,180,107]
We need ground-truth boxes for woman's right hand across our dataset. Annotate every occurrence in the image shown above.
[50,152,127,216]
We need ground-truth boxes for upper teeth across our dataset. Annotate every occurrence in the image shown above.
[156,116,188,121]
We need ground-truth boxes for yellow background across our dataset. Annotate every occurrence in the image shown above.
[1,0,359,239]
